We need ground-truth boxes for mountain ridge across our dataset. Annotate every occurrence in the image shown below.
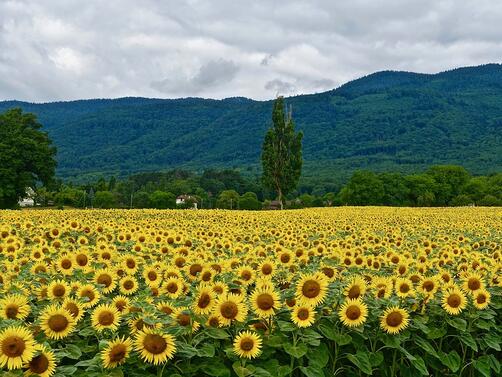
[1,63,501,185]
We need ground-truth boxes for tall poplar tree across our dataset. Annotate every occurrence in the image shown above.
[261,96,303,209]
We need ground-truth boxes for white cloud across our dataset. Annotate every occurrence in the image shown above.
[0,0,501,101]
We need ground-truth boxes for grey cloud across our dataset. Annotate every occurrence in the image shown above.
[265,79,296,95]
[151,58,239,94]
[1,0,502,101]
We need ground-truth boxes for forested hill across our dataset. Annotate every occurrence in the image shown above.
[1,64,501,183]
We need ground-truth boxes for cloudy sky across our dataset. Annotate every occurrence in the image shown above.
[1,0,501,102]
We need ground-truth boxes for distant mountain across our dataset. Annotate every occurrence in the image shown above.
[1,64,501,184]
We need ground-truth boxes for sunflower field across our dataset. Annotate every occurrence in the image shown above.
[0,207,500,377]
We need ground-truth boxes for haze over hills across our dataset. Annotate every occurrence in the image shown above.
[1,64,501,184]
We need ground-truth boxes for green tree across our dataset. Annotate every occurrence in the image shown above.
[261,97,303,209]
[0,108,57,208]
[216,190,240,209]
[426,165,470,205]
[149,191,176,209]
[238,192,262,210]
[339,171,384,205]
[93,191,117,208]
[133,191,151,208]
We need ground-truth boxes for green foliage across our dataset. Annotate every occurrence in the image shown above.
[238,192,262,210]
[261,97,303,207]
[0,108,57,208]
[93,191,117,209]
[216,190,240,209]
[149,190,176,209]
[1,65,501,187]
[339,170,384,205]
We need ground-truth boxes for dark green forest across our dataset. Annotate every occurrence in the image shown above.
[1,64,501,189]
[37,165,501,209]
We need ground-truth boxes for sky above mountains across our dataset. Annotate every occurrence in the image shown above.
[1,0,502,102]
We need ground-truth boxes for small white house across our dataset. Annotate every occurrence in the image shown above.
[176,195,198,209]
[18,187,36,207]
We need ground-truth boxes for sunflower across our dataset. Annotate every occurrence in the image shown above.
[47,280,70,300]
[62,298,85,322]
[338,298,368,328]
[56,255,74,275]
[39,304,76,340]
[77,284,101,308]
[472,289,491,310]
[213,293,248,326]
[94,269,117,294]
[418,276,439,297]
[462,271,485,294]
[24,345,56,377]
[157,301,175,316]
[112,295,131,313]
[162,277,184,299]
[91,304,121,332]
[192,286,215,315]
[119,276,139,296]
[395,277,415,298]
[122,255,139,275]
[101,337,132,369]
[380,307,410,334]
[171,307,200,332]
[0,294,31,321]
[442,287,467,315]
[343,276,367,300]
[143,267,162,288]
[295,273,328,307]
[250,286,280,318]
[134,329,176,365]
[233,331,262,359]
[291,305,316,328]
[0,325,36,370]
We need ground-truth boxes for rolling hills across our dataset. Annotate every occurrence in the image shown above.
[1,64,501,184]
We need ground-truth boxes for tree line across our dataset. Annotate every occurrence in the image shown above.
[32,164,501,209]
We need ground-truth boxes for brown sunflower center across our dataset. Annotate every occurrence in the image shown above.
[399,284,410,293]
[241,270,252,281]
[29,354,49,373]
[467,278,481,291]
[98,311,115,326]
[347,285,361,299]
[123,280,134,290]
[6,305,19,319]
[177,313,191,326]
[198,293,211,309]
[143,334,167,355]
[189,264,202,276]
[147,271,157,281]
[76,254,88,266]
[346,305,361,320]
[476,294,487,304]
[48,314,69,332]
[240,338,254,351]
[422,281,434,292]
[81,289,95,301]
[209,317,220,327]
[109,344,127,362]
[386,311,403,327]
[257,293,274,310]
[126,260,136,269]
[97,274,112,287]
[261,264,272,275]
[166,282,178,293]
[321,267,334,278]
[65,303,80,318]
[302,280,321,298]
[1,335,26,357]
[53,285,66,297]
[280,254,290,263]
[297,308,310,321]
[447,294,461,308]
[220,301,238,319]
[61,259,72,269]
